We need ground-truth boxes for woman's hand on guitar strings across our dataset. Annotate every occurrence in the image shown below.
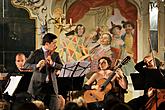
[82,84,91,90]
[115,68,124,80]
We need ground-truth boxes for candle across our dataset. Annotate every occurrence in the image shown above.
[70,18,72,25]
[59,17,61,24]
[64,19,66,25]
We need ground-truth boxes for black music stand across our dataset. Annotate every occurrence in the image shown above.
[130,72,165,110]
[3,72,33,110]
[130,73,145,90]
[14,72,33,94]
[131,71,165,90]
[3,72,33,98]
[57,61,90,100]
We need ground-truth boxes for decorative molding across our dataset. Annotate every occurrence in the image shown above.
[11,0,57,48]
[11,0,45,18]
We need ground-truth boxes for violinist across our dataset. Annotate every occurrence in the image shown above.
[127,55,165,110]
[83,57,128,110]
[24,33,63,110]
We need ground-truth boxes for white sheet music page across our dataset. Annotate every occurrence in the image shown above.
[4,75,22,96]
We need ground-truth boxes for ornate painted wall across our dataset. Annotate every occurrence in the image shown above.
[10,0,165,61]
[9,0,165,101]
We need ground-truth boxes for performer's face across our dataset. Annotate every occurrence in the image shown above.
[112,27,121,36]
[15,55,26,69]
[47,39,57,51]
[77,26,85,37]
[99,59,109,70]
[100,34,110,45]
[125,24,133,33]
[146,58,155,68]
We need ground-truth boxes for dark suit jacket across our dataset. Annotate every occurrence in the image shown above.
[24,48,63,98]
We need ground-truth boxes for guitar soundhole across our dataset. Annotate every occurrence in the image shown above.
[89,93,98,101]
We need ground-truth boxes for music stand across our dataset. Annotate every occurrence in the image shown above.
[57,61,90,100]
[14,72,33,94]
[130,73,145,90]
[130,71,165,110]
[3,72,33,99]
[3,75,22,97]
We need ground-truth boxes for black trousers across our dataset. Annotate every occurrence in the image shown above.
[35,82,58,110]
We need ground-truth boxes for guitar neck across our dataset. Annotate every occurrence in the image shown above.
[101,56,131,91]
[101,69,116,90]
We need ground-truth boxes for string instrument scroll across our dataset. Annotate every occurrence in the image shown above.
[148,36,157,68]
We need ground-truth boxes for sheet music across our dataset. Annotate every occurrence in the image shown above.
[4,75,22,96]
[59,61,90,77]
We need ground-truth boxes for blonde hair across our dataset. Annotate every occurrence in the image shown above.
[72,97,87,107]
[32,100,45,110]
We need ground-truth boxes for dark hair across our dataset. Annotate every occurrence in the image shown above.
[111,103,133,110]
[42,33,57,45]
[16,52,25,57]
[121,21,135,29]
[17,102,39,110]
[98,57,112,70]
[144,55,161,68]
[158,101,165,110]
[64,102,79,110]
[75,24,85,34]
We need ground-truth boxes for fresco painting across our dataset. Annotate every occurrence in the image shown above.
[56,0,137,75]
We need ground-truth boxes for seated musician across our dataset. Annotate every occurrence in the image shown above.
[10,53,33,110]
[16,53,33,73]
[10,52,32,74]
[1,53,31,93]
[127,55,165,110]
[83,56,128,110]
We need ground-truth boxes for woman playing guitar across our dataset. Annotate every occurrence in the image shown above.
[83,56,128,110]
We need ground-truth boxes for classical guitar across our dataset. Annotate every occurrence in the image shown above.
[83,56,131,103]
[83,78,112,103]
